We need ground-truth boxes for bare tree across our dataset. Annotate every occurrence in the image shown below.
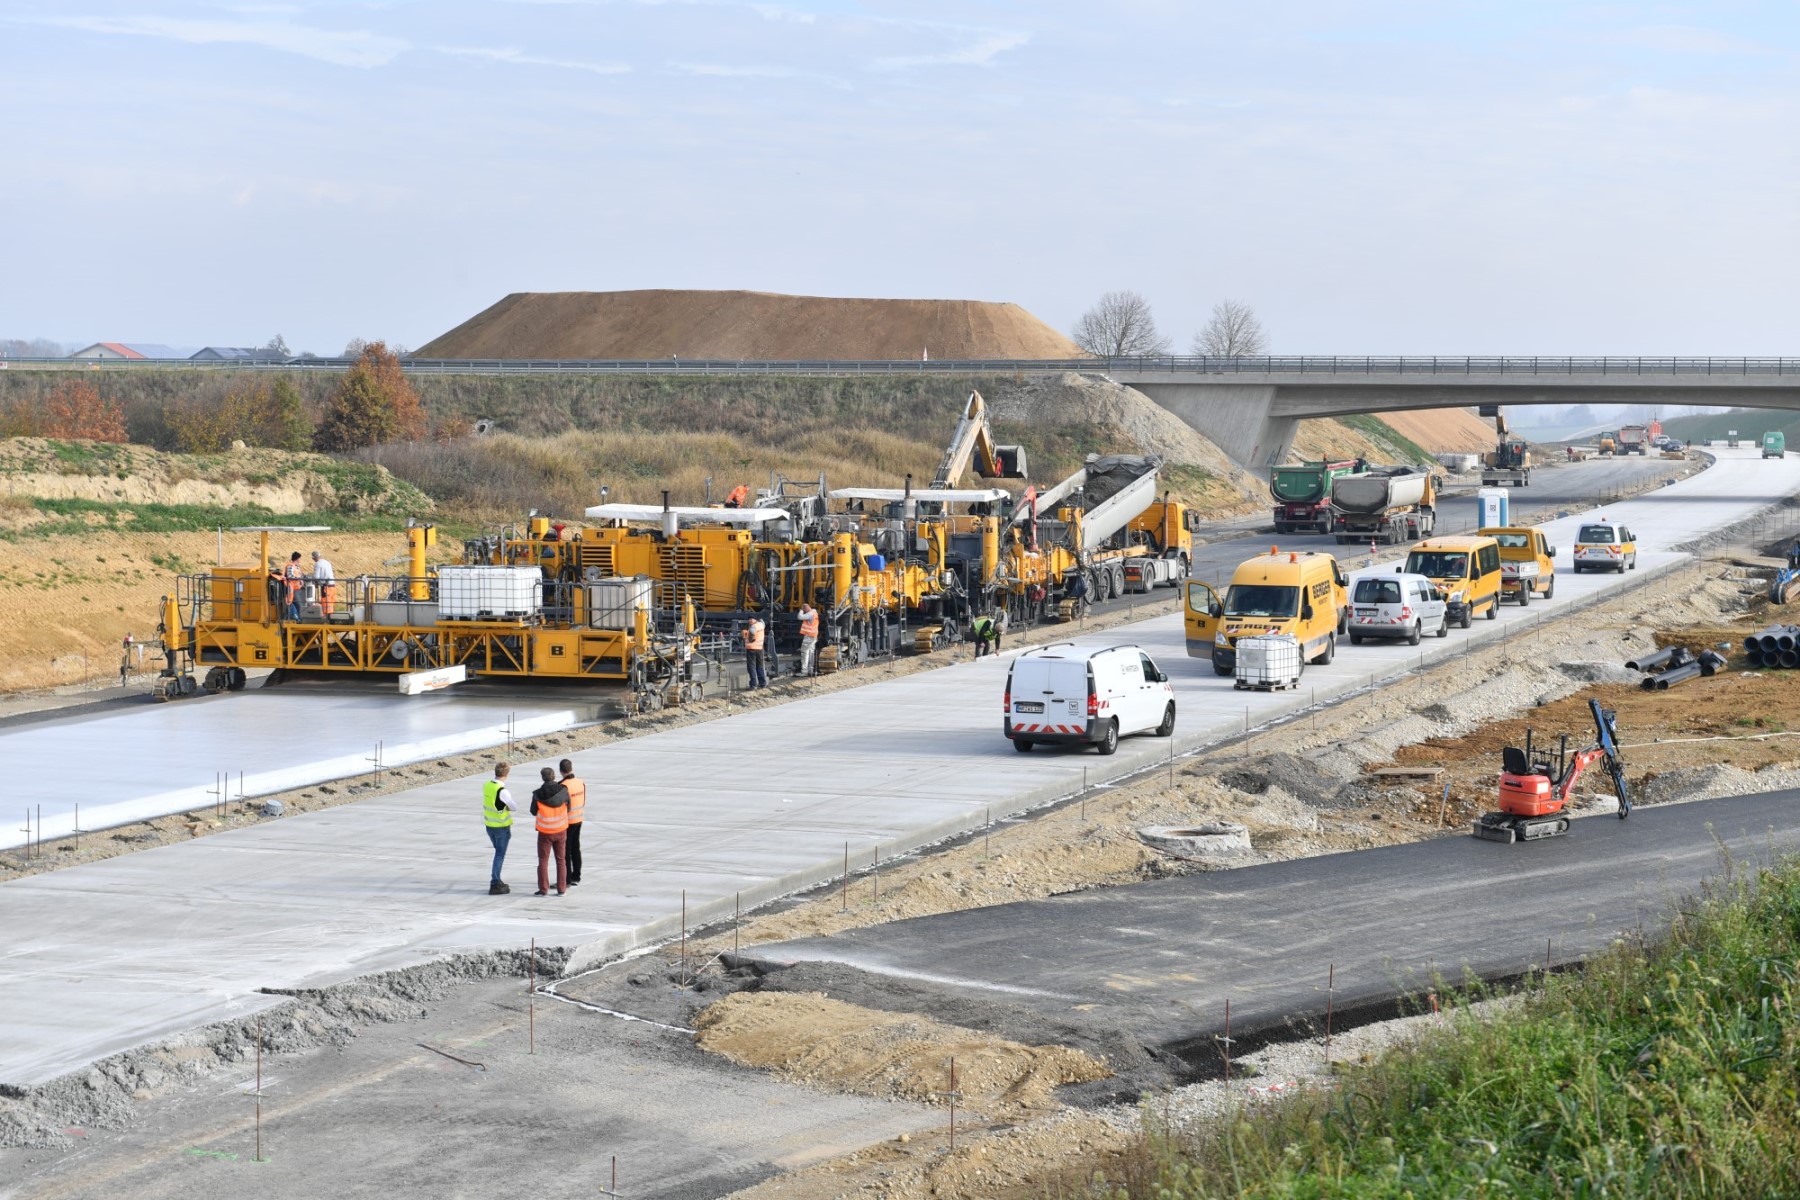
[1191,300,1268,357]
[264,333,291,357]
[1071,290,1171,357]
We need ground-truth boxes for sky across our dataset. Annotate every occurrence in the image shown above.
[1,0,1796,356]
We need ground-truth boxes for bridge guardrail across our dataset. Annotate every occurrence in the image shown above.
[3,354,1797,376]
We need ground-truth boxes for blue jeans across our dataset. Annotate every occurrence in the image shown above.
[486,825,511,883]
[745,649,767,688]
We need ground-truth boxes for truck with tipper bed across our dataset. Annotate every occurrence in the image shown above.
[1329,468,1439,546]
[1269,459,1366,534]
[1616,424,1649,455]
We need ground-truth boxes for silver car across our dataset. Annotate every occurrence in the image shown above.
[1347,571,1449,645]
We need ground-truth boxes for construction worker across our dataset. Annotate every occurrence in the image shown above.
[742,616,768,689]
[530,766,570,896]
[796,602,820,677]
[282,552,305,621]
[972,610,1002,657]
[265,556,283,615]
[482,763,514,895]
[310,549,337,617]
[559,758,586,886]
[1789,537,1800,572]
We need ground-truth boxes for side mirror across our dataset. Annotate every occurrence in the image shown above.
[1547,546,1556,557]
[1302,603,1315,620]
[1208,602,1223,618]
[1155,671,1168,683]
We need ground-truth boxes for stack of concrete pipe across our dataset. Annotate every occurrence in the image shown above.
[1628,644,1728,690]
[1743,625,1800,669]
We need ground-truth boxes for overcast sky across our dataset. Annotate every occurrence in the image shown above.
[3,1,1795,356]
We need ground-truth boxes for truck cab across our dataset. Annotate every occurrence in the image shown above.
[1193,548,1347,675]
[1479,526,1556,604]
[1404,536,1503,627]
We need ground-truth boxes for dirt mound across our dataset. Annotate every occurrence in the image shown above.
[416,289,1089,361]
[694,991,1109,1118]
[1379,408,1499,453]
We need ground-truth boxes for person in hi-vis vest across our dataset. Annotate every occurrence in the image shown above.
[559,758,587,886]
[530,767,571,896]
[482,763,514,895]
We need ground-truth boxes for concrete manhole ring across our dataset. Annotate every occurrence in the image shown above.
[1137,822,1252,857]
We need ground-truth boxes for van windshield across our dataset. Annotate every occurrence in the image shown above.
[1405,551,1468,579]
[1491,532,1529,549]
[1353,579,1402,604]
[1225,584,1300,618]
[1578,525,1617,543]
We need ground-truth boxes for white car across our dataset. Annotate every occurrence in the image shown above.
[1347,571,1449,645]
[1004,643,1176,756]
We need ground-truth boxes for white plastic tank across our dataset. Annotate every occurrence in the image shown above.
[1234,634,1301,689]
[587,576,654,630]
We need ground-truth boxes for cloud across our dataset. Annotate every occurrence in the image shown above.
[869,27,1028,71]
[1609,24,1774,57]
[437,45,631,75]
[36,14,408,68]
[669,60,851,89]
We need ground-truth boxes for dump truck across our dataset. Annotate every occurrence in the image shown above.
[1482,439,1532,487]
[1269,459,1366,534]
[1616,424,1649,455]
[1329,468,1439,545]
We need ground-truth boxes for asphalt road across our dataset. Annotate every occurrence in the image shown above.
[751,787,1800,1069]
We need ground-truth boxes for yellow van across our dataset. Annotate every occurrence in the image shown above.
[1572,519,1638,574]
[1186,548,1348,676]
[1404,536,1503,628]
[1479,526,1556,605]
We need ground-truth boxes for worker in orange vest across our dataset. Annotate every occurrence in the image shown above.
[742,616,768,689]
[796,602,820,677]
[559,758,586,886]
[282,552,305,621]
[529,766,570,896]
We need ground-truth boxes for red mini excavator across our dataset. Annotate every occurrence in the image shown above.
[1473,698,1631,843]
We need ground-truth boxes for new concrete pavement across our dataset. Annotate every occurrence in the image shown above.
[751,787,1800,1063]
[3,448,1795,1088]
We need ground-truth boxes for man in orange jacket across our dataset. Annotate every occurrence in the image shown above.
[529,767,570,896]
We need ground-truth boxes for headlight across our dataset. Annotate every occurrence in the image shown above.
[1215,630,1228,646]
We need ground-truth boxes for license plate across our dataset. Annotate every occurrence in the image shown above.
[1015,701,1044,713]
[1356,608,1377,618]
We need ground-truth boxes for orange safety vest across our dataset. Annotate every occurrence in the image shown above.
[562,776,586,825]
[743,620,765,651]
[534,788,569,835]
[283,562,303,599]
[798,609,819,639]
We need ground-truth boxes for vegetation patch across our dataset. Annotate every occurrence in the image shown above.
[5,498,415,540]
[1338,413,1432,464]
[1111,856,1800,1198]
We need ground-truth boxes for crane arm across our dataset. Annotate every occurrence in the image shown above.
[933,391,1027,487]
[1554,700,1630,813]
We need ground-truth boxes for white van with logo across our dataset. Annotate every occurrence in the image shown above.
[1004,643,1176,756]
[1348,571,1449,645]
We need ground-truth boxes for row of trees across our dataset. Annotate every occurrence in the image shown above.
[1071,292,1269,358]
[0,342,429,452]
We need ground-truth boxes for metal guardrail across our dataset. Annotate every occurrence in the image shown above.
[3,355,1799,377]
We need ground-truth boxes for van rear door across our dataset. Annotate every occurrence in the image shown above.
[1008,655,1088,733]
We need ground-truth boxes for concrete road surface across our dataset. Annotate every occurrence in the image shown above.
[751,787,1800,1064]
[3,448,1795,1088]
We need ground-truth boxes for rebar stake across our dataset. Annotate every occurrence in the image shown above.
[254,1014,264,1162]
[841,842,849,912]
[529,937,536,1055]
[680,889,688,986]
[734,891,741,959]
[1325,963,1336,1063]
[1222,998,1232,1081]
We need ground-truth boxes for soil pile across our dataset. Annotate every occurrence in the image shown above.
[694,992,1109,1117]
[415,290,1088,361]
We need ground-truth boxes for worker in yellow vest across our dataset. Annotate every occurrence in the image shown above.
[559,758,586,886]
[742,616,768,689]
[530,766,570,896]
[482,763,514,896]
[796,602,820,678]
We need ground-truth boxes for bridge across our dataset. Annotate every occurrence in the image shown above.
[13,353,1799,471]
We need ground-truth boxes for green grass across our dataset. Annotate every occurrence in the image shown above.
[5,498,416,541]
[1107,854,1800,1199]
[1338,414,1433,464]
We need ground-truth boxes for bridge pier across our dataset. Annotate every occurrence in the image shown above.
[1126,382,1298,471]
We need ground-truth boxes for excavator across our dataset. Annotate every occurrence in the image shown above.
[1473,698,1631,843]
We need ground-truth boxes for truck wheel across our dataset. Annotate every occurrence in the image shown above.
[1461,608,1473,630]
[1350,633,1363,645]
[1315,635,1335,665]
[1544,578,1555,599]
[1096,720,1119,756]
[1518,584,1530,606]
[1407,621,1421,646]
[1629,554,1637,571]
[1155,703,1176,737]
[1436,615,1450,638]
[1012,739,1033,753]
[1317,518,1332,535]
[1486,597,1499,619]
[1110,564,1126,597]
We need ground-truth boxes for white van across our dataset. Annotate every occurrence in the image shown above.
[1004,643,1176,756]
[1347,571,1449,645]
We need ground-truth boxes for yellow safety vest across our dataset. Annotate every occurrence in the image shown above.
[482,780,512,829]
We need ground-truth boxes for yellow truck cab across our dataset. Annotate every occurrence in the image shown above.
[1573,519,1638,573]
[1404,536,1503,628]
[1479,526,1557,605]
[1186,548,1347,676]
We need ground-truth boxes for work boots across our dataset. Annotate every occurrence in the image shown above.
[489,880,510,895]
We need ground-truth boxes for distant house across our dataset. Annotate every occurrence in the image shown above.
[190,346,288,363]
[68,342,192,360]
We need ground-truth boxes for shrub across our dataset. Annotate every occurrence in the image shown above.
[314,341,425,450]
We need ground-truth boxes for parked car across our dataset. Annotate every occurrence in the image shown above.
[1573,521,1638,573]
[1347,571,1449,645]
[1003,643,1176,756]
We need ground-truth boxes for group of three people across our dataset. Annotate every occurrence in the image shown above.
[268,549,335,621]
[481,759,587,896]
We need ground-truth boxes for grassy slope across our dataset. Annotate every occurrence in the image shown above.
[1116,857,1800,1199]
[1662,408,1796,445]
